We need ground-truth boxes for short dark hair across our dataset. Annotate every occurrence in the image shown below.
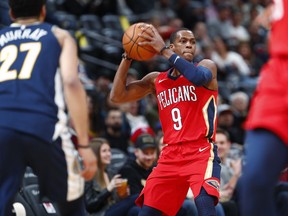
[216,127,230,141]
[9,0,46,19]
[169,27,191,44]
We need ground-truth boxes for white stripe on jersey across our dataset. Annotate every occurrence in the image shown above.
[53,68,68,141]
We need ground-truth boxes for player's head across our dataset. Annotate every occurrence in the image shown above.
[169,28,196,61]
[9,0,46,20]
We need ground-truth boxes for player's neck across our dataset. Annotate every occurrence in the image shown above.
[14,17,41,25]
[171,69,181,77]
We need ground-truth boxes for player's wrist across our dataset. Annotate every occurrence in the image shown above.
[122,53,132,61]
[77,144,91,149]
[160,45,169,55]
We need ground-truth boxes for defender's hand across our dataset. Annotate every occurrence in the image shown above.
[78,148,97,181]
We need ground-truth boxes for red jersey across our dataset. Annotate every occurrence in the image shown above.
[269,0,288,56]
[245,0,288,144]
[155,69,218,145]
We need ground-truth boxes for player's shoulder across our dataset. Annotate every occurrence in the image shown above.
[51,25,70,36]
[143,71,160,84]
[198,58,217,73]
[51,25,75,47]
[198,58,216,67]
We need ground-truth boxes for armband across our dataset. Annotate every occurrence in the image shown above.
[168,54,212,86]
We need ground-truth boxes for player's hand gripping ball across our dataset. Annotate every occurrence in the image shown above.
[122,23,156,61]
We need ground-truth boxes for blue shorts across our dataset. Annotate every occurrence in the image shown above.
[0,127,84,215]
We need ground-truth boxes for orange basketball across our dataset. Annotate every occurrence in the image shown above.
[122,23,156,61]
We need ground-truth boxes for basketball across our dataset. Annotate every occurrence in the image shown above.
[122,23,156,61]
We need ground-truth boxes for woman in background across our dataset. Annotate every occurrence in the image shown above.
[85,138,125,216]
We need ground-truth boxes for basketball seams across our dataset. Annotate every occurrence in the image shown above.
[122,22,156,61]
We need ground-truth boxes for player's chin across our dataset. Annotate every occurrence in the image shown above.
[183,53,194,61]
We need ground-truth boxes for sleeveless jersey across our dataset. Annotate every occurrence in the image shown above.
[269,0,288,56]
[0,22,67,143]
[155,69,218,145]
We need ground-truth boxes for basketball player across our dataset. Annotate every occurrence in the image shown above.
[239,1,288,215]
[0,0,97,215]
[110,25,221,215]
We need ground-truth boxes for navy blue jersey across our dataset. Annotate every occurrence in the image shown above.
[0,23,67,142]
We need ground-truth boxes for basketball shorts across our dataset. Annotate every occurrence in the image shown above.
[135,140,221,216]
[245,57,288,144]
[0,127,84,216]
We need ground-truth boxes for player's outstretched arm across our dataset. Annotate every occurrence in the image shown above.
[53,27,97,180]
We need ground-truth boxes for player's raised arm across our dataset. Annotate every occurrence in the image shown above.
[109,56,158,104]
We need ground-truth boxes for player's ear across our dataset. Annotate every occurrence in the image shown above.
[40,5,46,21]
[9,9,16,21]
[169,44,175,50]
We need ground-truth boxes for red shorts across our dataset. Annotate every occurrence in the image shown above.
[245,57,288,144]
[135,140,221,216]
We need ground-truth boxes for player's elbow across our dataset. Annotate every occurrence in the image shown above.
[110,91,130,104]
[109,92,121,104]
[63,77,81,88]
[193,67,213,86]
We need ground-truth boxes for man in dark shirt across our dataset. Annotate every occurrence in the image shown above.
[119,134,158,195]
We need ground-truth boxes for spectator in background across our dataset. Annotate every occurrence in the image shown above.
[174,0,206,30]
[193,21,212,53]
[215,128,242,216]
[211,36,259,100]
[119,134,158,197]
[211,36,251,82]
[237,41,264,78]
[129,127,156,158]
[86,90,106,138]
[241,0,264,28]
[207,2,233,41]
[229,91,250,145]
[85,138,128,216]
[121,101,150,135]
[217,104,243,145]
[204,0,222,23]
[229,7,250,46]
[82,72,113,137]
[101,108,131,155]
[152,0,176,26]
